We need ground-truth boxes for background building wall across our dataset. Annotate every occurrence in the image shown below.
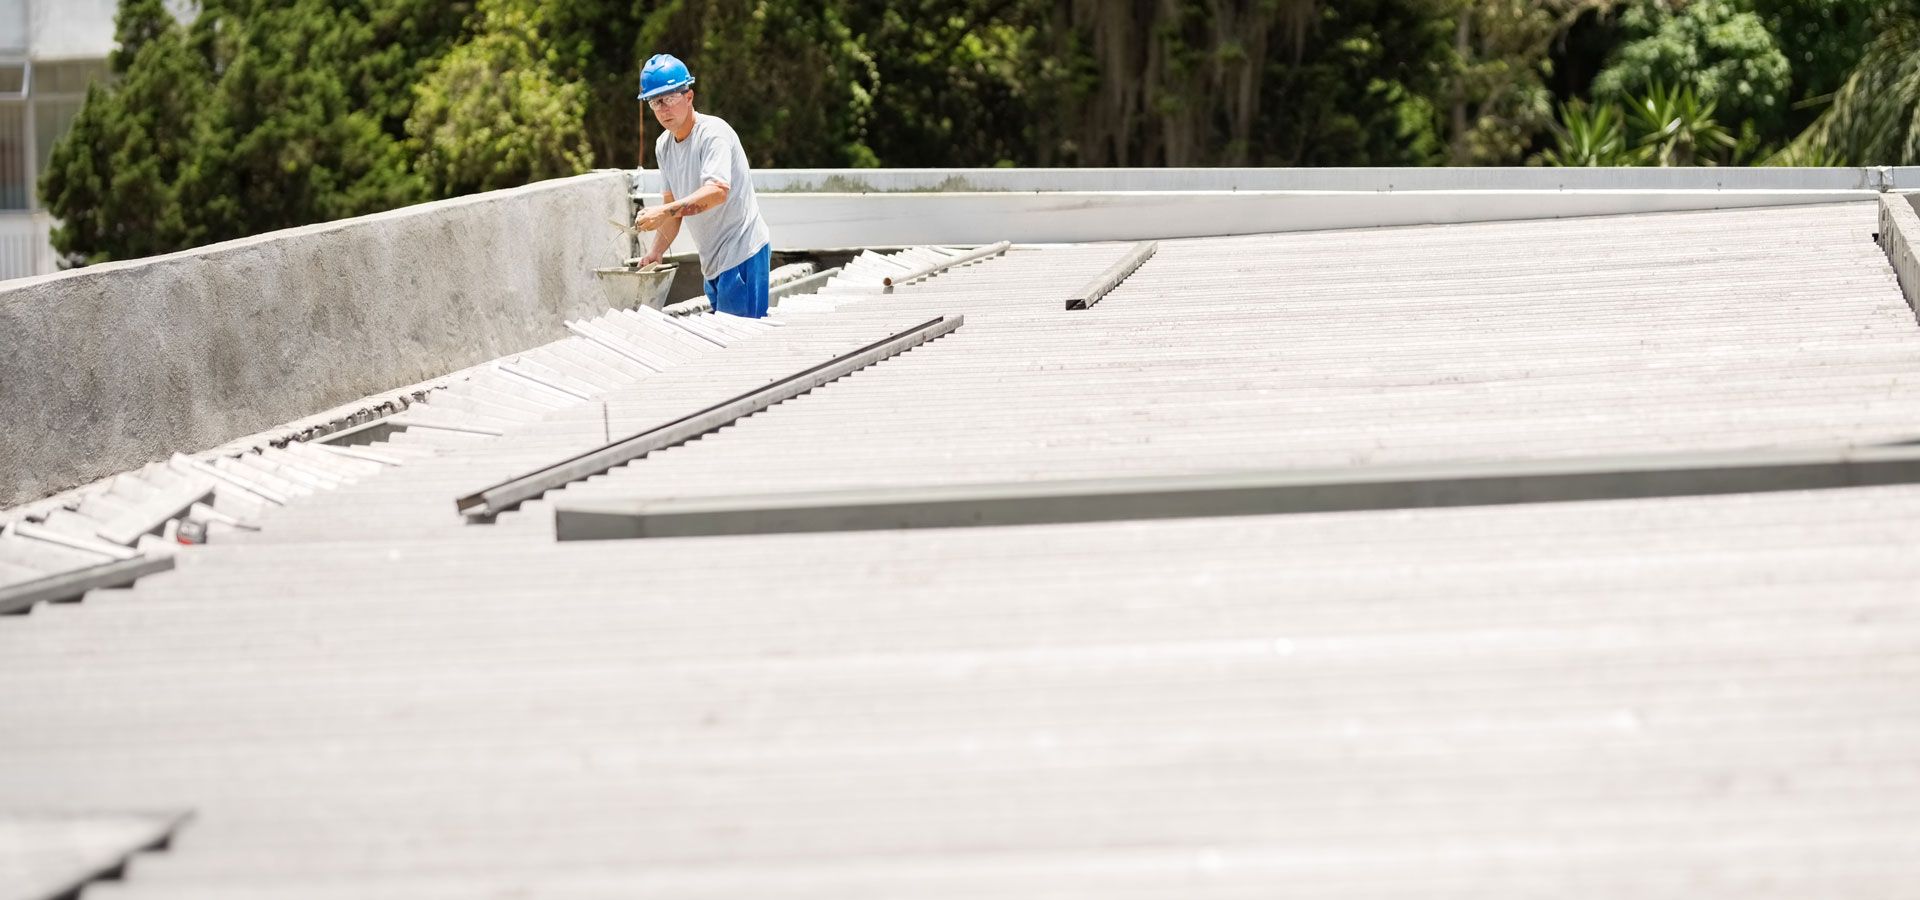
[0,0,115,281]
[26,0,116,60]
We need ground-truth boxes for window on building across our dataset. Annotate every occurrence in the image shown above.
[0,101,26,210]
[34,96,81,175]
[30,60,103,203]
[34,60,105,95]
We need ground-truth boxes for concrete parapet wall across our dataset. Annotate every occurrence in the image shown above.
[1879,193,1920,324]
[0,171,633,506]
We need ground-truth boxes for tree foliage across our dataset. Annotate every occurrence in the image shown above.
[1781,8,1920,164]
[1592,0,1790,135]
[1626,81,1738,165]
[1439,0,1561,165]
[1535,98,1643,166]
[40,0,206,263]
[406,0,592,196]
[41,0,473,265]
[1751,0,1884,135]
[38,0,1920,265]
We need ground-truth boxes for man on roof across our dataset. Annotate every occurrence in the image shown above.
[631,54,773,319]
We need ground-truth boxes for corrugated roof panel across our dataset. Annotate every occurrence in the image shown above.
[3,202,1919,898]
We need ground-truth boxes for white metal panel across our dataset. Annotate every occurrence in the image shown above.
[746,189,1875,248]
[752,166,1896,193]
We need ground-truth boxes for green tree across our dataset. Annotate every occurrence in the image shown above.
[43,0,472,264]
[1263,0,1461,167]
[181,0,469,241]
[407,0,593,196]
[1781,8,1920,164]
[1751,0,1884,137]
[1434,0,1650,165]
[689,0,879,167]
[851,0,1047,167]
[1535,81,1737,166]
[39,0,209,264]
[1533,98,1645,165]
[517,0,650,168]
[1038,0,1460,167]
[1626,81,1737,164]
[1592,0,1791,136]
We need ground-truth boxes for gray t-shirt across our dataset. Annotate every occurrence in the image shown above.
[655,114,771,278]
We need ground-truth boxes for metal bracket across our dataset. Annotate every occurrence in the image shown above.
[1068,241,1157,310]
[883,242,1011,290]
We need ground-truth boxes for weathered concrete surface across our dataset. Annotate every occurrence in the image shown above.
[0,171,632,507]
[1880,192,1920,323]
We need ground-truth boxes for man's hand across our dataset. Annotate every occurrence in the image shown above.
[635,249,664,267]
[634,204,675,233]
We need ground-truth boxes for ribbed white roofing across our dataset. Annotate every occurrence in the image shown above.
[4,201,1919,898]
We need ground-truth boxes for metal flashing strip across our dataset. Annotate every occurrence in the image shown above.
[457,315,966,518]
[553,443,1920,540]
[1067,241,1157,310]
[0,555,177,615]
[882,242,1012,289]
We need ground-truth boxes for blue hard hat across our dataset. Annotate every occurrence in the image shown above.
[639,54,696,100]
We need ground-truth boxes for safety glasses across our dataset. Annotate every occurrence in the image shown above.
[647,89,690,110]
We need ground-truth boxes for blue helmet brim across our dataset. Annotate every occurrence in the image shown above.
[638,76,696,101]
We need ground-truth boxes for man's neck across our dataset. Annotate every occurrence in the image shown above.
[671,111,698,142]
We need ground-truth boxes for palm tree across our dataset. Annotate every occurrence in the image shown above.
[1779,12,1920,165]
[1626,82,1737,167]
[1535,99,1646,166]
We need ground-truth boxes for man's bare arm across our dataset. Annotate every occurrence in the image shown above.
[636,190,681,265]
[634,182,729,233]
[668,181,730,217]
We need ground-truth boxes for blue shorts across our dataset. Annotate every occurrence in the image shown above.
[702,243,771,318]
